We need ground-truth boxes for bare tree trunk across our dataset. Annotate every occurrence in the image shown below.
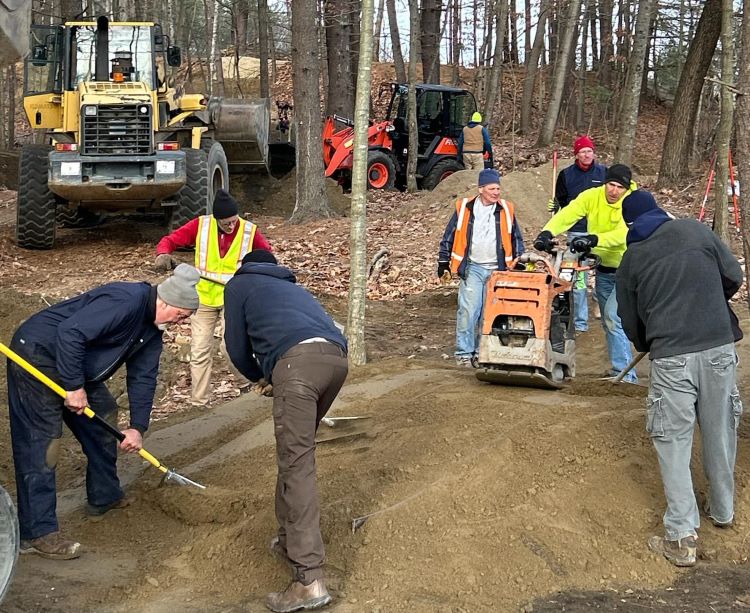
[373,0,385,61]
[236,1,249,55]
[421,0,441,83]
[658,0,721,185]
[576,0,590,131]
[484,0,509,126]
[536,0,582,147]
[347,0,374,365]
[207,0,218,96]
[451,0,461,85]
[509,0,518,64]
[289,0,333,222]
[519,0,549,134]
[712,0,735,244]
[614,0,658,166]
[325,0,356,118]
[599,0,614,87]
[258,0,270,98]
[524,0,531,60]
[589,0,598,69]
[386,0,407,83]
[407,0,419,192]
[736,0,750,311]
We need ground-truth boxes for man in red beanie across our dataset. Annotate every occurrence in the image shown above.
[547,135,607,332]
[154,189,272,408]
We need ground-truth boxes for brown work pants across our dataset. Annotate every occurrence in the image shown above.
[271,342,349,584]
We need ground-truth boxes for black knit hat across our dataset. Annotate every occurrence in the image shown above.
[605,164,632,188]
[242,249,277,266]
[212,189,239,219]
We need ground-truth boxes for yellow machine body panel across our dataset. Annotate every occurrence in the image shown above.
[23,93,63,129]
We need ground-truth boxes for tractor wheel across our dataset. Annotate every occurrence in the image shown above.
[421,158,463,191]
[0,484,18,605]
[367,150,396,190]
[168,147,208,231]
[200,139,229,210]
[16,144,56,250]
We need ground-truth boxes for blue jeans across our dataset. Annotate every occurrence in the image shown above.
[455,262,493,357]
[594,271,636,382]
[567,231,589,331]
[647,344,741,540]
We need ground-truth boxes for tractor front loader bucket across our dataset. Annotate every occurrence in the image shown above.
[207,97,270,173]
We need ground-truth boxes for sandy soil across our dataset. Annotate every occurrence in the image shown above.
[2,163,750,613]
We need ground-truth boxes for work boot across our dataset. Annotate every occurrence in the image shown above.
[269,536,294,569]
[20,531,81,560]
[266,579,332,612]
[86,496,131,517]
[648,535,697,567]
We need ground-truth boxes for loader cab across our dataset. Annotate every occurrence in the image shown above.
[24,19,180,97]
[386,84,478,156]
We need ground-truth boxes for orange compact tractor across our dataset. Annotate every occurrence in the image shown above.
[475,246,599,389]
[322,83,478,191]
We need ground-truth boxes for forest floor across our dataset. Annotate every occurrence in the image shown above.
[2,146,750,613]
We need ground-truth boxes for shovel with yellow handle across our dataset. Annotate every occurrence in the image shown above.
[0,342,206,490]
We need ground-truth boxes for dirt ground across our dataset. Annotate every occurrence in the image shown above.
[2,164,750,612]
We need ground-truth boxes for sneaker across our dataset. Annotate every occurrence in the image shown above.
[648,535,697,567]
[238,384,252,395]
[269,536,294,569]
[455,356,478,368]
[86,496,131,517]
[266,579,332,612]
[703,501,734,528]
[20,531,81,560]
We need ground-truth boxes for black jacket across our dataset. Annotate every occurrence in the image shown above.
[13,283,163,431]
[223,262,347,383]
[555,161,607,233]
[616,219,743,358]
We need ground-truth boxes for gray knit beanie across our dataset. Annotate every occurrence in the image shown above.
[157,263,200,310]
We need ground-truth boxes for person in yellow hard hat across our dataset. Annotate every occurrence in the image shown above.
[457,111,493,170]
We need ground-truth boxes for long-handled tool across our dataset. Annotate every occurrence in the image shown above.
[729,149,740,229]
[0,342,206,490]
[698,152,717,222]
[598,351,648,383]
[550,150,558,216]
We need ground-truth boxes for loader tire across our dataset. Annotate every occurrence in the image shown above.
[0,484,18,605]
[367,150,396,190]
[201,139,229,209]
[16,144,56,250]
[168,147,208,231]
[421,158,463,191]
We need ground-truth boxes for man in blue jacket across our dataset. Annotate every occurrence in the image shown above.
[7,264,200,560]
[548,135,607,331]
[224,250,348,613]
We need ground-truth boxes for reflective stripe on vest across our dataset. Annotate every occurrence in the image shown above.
[195,215,257,307]
[449,197,515,274]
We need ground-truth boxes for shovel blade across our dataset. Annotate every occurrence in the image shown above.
[161,469,207,490]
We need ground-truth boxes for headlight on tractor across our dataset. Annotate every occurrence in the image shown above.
[83,105,97,117]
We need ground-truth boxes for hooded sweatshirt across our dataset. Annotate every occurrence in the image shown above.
[223,262,347,383]
[616,218,743,358]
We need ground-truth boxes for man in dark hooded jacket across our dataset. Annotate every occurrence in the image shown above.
[616,190,743,568]
[223,249,348,612]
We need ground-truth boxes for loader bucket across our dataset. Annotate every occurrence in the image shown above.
[207,97,270,173]
[0,0,31,64]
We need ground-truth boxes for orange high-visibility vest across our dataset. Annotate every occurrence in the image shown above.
[449,197,515,274]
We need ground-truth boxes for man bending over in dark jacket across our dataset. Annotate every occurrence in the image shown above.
[8,264,200,560]
[616,191,743,567]
[224,249,348,613]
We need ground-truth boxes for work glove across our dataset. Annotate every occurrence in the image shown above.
[437,261,451,282]
[252,379,273,397]
[547,198,559,213]
[155,253,176,271]
[569,234,599,254]
[533,230,554,253]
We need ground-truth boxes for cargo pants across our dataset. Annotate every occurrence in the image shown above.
[647,342,742,540]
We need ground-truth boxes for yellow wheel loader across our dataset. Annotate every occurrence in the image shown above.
[18,16,271,249]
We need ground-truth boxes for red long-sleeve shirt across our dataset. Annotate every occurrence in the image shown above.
[156,217,272,258]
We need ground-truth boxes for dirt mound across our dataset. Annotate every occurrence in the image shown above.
[406,159,573,239]
[146,486,261,526]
